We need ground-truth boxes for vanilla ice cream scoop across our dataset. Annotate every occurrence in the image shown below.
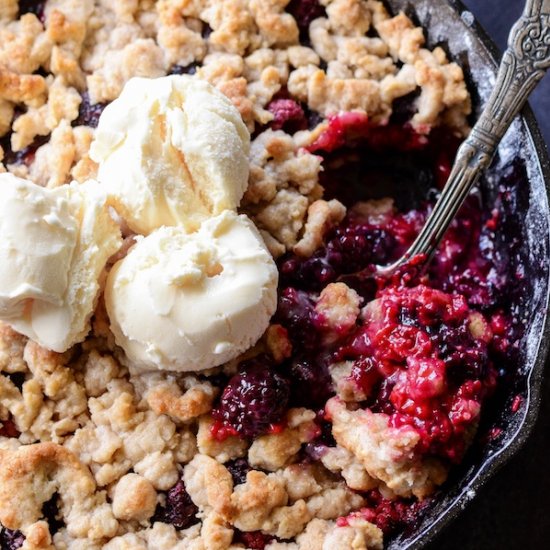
[0,174,122,352]
[90,75,250,235]
[105,210,278,372]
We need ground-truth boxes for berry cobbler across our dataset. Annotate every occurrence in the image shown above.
[0,1,525,550]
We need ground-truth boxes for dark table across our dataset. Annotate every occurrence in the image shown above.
[426,1,550,549]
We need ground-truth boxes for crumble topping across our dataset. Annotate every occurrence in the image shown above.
[0,0,470,255]
[326,398,448,499]
[0,1,484,549]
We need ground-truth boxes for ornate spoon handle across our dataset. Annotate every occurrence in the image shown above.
[389,0,550,272]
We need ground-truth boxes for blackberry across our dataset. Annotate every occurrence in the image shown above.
[225,458,252,486]
[169,63,200,76]
[73,92,108,128]
[275,288,318,349]
[18,0,46,20]
[0,528,25,550]
[287,0,325,36]
[154,479,199,530]
[286,356,333,409]
[0,134,50,167]
[212,363,290,438]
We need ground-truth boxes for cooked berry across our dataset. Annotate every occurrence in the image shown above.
[233,530,275,549]
[353,489,430,535]
[280,251,339,292]
[279,222,395,292]
[286,356,333,408]
[73,92,108,128]
[350,357,382,398]
[308,112,428,154]
[275,288,318,349]
[304,409,336,459]
[18,0,46,20]
[329,224,395,272]
[0,419,19,438]
[0,528,25,550]
[267,99,307,134]
[154,479,199,530]
[0,134,50,166]
[212,362,290,438]
[226,458,252,486]
[169,63,200,76]
[287,0,325,36]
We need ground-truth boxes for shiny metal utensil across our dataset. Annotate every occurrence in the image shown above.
[371,0,550,279]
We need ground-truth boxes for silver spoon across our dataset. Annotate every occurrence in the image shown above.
[354,0,550,281]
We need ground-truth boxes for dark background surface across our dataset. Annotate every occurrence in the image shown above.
[425,1,550,549]
[463,0,550,145]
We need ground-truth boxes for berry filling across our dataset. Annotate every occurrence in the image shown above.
[338,489,431,536]
[338,284,496,462]
[0,419,19,438]
[169,62,200,76]
[153,479,199,530]
[0,528,25,550]
[73,92,109,129]
[211,359,291,439]
[233,530,275,549]
[210,113,523,533]
[286,0,325,38]
[0,133,50,167]
[226,458,254,486]
[18,0,47,20]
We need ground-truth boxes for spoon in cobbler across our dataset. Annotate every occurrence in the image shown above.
[345,0,550,284]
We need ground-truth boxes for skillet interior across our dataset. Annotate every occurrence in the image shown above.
[381,1,550,548]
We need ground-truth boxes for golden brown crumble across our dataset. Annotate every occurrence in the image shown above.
[326,397,448,499]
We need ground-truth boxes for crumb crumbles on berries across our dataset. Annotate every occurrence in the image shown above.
[0,1,526,549]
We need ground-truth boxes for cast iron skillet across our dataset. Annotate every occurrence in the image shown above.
[382,1,550,548]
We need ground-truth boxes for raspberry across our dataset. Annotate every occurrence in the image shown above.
[0,528,25,550]
[154,479,199,530]
[212,361,290,438]
[350,357,382,398]
[267,99,307,134]
[73,92,108,128]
